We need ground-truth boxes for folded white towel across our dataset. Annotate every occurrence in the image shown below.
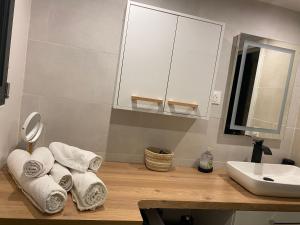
[49,142,102,173]
[71,170,107,211]
[50,163,73,192]
[7,149,67,214]
[23,147,54,178]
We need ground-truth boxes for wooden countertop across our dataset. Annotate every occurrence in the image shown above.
[1,162,300,225]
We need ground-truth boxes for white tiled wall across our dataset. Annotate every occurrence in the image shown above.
[20,0,300,167]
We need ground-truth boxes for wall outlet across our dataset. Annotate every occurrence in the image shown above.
[211,91,221,105]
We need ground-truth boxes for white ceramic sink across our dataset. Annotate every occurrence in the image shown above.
[227,161,300,198]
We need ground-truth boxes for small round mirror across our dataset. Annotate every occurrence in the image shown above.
[21,112,43,143]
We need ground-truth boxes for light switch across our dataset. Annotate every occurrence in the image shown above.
[211,91,221,105]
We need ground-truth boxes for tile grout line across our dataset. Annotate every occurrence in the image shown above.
[28,38,118,55]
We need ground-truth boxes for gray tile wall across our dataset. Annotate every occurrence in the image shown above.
[21,0,300,167]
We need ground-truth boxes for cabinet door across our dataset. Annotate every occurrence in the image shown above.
[234,211,273,225]
[117,5,177,112]
[165,17,222,117]
[234,211,300,225]
[271,212,300,224]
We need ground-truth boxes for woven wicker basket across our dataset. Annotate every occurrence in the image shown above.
[144,147,174,172]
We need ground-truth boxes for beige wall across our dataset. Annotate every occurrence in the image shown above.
[0,0,31,167]
[21,0,300,167]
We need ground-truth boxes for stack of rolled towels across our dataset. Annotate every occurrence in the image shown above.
[7,142,107,214]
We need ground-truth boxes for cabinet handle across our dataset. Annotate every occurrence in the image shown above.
[167,100,198,109]
[270,220,300,225]
[131,95,163,104]
[271,223,300,225]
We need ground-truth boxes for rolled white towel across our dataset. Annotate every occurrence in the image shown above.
[49,142,102,172]
[23,147,54,178]
[50,163,73,192]
[7,150,67,214]
[71,170,108,211]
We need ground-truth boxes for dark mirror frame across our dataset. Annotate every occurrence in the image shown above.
[0,0,15,105]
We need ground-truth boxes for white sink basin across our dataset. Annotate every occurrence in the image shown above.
[227,161,300,198]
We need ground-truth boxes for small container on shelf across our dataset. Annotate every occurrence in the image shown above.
[144,147,174,172]
[198,147,214,173]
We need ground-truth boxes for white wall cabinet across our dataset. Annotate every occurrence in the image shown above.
[114,1,224,118]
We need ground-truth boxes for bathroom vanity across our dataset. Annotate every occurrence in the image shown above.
[0,162,300,225]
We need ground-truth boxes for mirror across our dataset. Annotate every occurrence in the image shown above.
[21,112,43,153]
[225,33,297,136]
